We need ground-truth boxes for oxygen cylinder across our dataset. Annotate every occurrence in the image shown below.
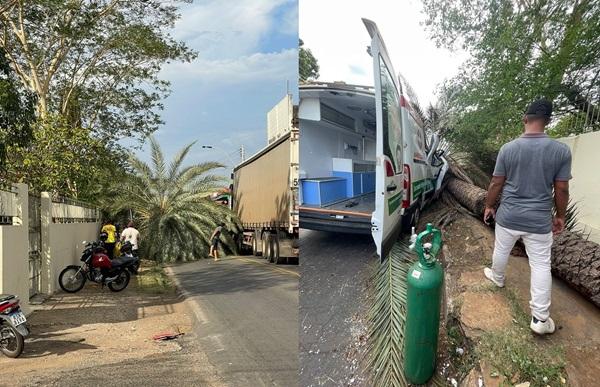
[404,223,444,385]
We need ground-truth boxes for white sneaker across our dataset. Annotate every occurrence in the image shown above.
[483,267,505,288]
[530,316,556,335]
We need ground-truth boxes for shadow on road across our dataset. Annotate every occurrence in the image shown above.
[172,257,296,295]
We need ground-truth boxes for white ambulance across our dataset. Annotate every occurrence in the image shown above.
[298,19,448,259]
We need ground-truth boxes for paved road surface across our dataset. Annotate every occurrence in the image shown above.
[299,229,376,387]
[169,256,299,387]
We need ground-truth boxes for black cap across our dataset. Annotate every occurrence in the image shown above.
[525,99,552,119]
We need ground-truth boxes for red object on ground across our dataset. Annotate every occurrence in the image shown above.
[152,331,183,341]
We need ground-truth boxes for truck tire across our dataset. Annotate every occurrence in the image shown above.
[265,234,273,262]
[261,233,269,260]
[272,235,281,264]
[252,237,260,256]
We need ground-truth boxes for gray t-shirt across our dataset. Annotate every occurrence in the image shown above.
[493,133,572,234]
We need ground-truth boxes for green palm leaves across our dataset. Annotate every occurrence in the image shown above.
[113,136,237,262]
[367,241,415,387]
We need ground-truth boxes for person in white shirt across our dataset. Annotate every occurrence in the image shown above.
[120,221,141,257]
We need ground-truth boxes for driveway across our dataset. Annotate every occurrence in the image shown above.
[167,256,299,387]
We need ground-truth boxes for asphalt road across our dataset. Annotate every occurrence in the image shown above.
[169,256,299,387]
[299,229,376,387]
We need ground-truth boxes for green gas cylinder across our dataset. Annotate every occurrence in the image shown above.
[404,223,444,385]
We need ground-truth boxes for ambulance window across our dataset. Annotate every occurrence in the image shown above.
[379,56,402,173]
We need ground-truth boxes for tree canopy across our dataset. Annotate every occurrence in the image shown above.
[299,39,319,82]
[0,0,195,143]
[422,0,600,171]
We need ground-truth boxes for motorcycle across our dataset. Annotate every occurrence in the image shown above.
[58,240,137,293]
[118,241,141,275]
[0,294,29,358]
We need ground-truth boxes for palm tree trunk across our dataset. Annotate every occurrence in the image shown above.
[446,177,600,308]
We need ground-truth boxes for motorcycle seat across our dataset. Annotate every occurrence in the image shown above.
[0,294,16,303]
[111,255,137,267]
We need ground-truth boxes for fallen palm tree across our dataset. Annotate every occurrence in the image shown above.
[446,176,600,308]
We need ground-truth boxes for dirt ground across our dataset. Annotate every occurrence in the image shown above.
[419,202,600,387]
[0,264,220,386]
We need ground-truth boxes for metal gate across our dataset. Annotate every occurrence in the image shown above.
[28,194,42,298]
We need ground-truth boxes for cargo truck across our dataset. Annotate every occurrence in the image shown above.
[232,95,299,264]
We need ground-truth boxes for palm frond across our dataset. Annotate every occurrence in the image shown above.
[167,141,196,180]
[366,241,415,387]
[149,136,166,180]
[367,241,449,387]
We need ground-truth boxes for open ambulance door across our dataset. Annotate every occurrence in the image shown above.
[363,18,405,261]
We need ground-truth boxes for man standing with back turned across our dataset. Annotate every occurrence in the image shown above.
[483,99,571,335]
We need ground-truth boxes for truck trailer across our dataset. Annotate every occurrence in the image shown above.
[232,95,299,264]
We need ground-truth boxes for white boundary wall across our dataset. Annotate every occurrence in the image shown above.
[0,186,100,314]
[0,184,30,314]
[557,131,600,243]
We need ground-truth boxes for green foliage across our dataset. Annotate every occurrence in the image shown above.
[4,115,123,198]
[299,39,319,82]
[367,241,414,387]
[0,48,35,167]
[423,0,600,172]
[112,136,239,263]
[0,0,195,142]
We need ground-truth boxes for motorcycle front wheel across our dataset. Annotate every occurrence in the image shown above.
[0,324,24,358]
[59,266,86,293]
[108,270,130,292]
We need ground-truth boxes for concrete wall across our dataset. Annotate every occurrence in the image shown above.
[0,184,31,314]
[0,186,100,314]
[43,221,99,294]
[557,131,600,243]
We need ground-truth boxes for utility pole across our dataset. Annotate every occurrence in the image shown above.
[239,145,245,162]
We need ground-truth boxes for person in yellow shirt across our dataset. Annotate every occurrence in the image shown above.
[101,220,117,260]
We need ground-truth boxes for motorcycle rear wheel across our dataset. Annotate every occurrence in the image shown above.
[59,266,86,293]
[0,324,24,358]
[108,270,130,292]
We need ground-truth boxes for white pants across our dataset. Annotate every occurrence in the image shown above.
[491,224,553,321]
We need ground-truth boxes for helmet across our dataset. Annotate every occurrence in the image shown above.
[99,231,108,241]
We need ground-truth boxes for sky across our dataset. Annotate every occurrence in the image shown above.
[299,0,468,108]
[132,0,299,175]
[132,0,467,178]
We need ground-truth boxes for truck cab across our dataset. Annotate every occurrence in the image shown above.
[298,19,447,259]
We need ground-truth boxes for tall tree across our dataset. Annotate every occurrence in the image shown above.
[0,47,34,170]
[422,0,600,171]
[299,39,319,82]
[0,0,195,143]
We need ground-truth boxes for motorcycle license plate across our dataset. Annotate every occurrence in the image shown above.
[9,311,26,326]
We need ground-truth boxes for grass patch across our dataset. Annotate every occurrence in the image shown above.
[478,331,566,386]
[136,262,175,294]
[477,288,567,386]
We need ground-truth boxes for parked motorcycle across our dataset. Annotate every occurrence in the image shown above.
[118,241,140,275]
[0,294,29,358]
[58,240,137,293]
